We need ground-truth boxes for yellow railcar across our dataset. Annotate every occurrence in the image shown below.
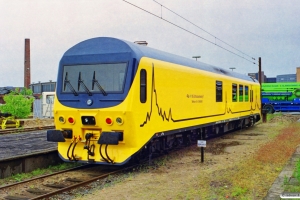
[47,37,261,165]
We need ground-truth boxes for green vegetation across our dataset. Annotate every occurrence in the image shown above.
[266,112,283,122]
[283,159,300,192]
[295,159,300,181]
[0,88,34,118]
[0,162,81,185]
[231,186,248,197]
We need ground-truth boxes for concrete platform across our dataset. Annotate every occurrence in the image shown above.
[0,130,57,160]
[0,130,60,178]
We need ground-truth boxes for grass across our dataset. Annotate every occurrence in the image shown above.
[209,123,300,199]
[0,162,81,186]
[295,159,300,181]
[283,158,300,192]
[266,112,282,121]
[231,186,248,197]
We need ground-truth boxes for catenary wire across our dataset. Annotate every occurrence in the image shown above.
[153,0,256,61]
[123,0,256,65]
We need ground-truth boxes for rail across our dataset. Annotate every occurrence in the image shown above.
[0,164,137,200]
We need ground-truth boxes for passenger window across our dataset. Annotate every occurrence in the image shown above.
[239,85,243,102]
[245,86,249,101]
[140,69,147,103]
[216,81,222,102]
[232,84,237,102]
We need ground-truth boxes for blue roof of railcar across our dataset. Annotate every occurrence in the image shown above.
[63,37,257,83]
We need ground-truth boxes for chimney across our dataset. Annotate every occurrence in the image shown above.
[24,38,31,88]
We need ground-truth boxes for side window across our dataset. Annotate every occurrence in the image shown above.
[250,89,253,102]
[239,85,243,102]
[140,69,147,103]
[216,81,222,102]
[245,86,249,101]
[232,84,237,102]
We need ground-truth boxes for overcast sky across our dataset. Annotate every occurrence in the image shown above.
[1,0,300,87]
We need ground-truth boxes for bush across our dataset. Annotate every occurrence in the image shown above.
[0,88,34,119]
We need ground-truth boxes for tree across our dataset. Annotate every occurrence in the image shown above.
[0,88,34,118]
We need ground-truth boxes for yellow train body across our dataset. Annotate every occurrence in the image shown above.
[48,37,261,165]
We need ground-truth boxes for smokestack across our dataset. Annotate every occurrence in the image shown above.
[24,38,31,88]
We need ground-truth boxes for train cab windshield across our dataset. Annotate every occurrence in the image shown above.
[62,63,127,94]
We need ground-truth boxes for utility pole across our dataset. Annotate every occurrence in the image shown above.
[258,57,262,84]
[259,57,266,122]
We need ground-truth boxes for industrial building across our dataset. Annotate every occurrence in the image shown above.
[30,81,56,97]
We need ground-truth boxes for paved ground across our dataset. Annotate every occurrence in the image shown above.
[264,145,300,200]
[0,131,57,161]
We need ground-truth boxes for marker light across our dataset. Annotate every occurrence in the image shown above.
[68,117,75,124]
[59,116,65,123]
[116,117,123,125]
[106,117,113,125]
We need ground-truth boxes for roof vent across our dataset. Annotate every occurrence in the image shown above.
[134,41,148,46]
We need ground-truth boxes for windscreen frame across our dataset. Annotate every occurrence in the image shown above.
[61,62,128,94]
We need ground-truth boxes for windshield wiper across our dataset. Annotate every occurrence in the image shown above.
[78,72,92,96]
[92,71,107,96]
[64,72,78,96]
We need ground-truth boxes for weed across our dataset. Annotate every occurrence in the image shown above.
[231,186,248,197]
[0,162,82,186]
[295,159,300,182]
[266,112,282,122]
[275,166,282,172]
[284,159,300,193]
[283,175,289,186]
[12,174,24,182]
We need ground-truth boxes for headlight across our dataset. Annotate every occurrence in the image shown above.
[59,116,65,123]
[116,117,124,125]
[86,99,93,106]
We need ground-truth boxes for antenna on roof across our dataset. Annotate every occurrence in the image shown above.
[134,41,148,46]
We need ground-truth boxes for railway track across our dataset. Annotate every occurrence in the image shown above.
[0,122,282,199]
[0,123,276,199]
[0,126,54,135]
[0,164,136,200]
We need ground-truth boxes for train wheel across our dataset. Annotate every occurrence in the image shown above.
[263,104,275,114]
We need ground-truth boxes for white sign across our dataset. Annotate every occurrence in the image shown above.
[280,192,300,199]
[197,140,206,147]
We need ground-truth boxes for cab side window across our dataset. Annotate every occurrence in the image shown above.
[216,81,223,102]
[140,69,147,103]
